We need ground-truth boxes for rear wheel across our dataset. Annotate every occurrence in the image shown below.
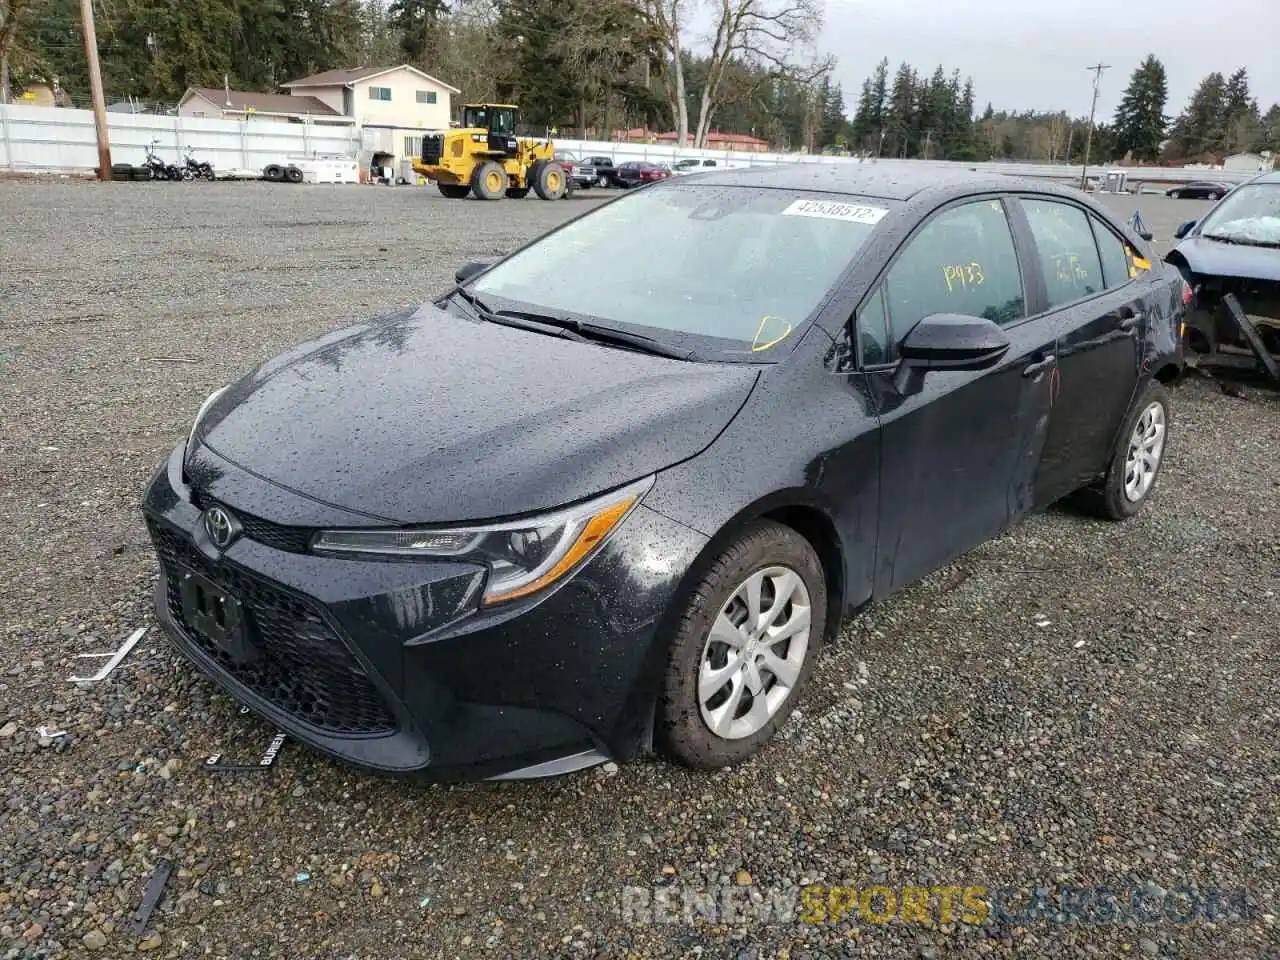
[597,174,610,188]
[533,161,567,200]
[437,183,470,199]
[1170,190,1182,199]
[1072,380,1171,521]
[471,161,507,200]
[656,520,826,770]
[1208,191,1221,200]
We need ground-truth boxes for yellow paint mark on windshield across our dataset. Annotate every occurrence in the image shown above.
[752,315,793,352]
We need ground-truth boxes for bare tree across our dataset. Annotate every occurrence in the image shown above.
[643,0,690,144]
[691,0,822,147]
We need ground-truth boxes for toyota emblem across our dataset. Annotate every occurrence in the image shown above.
[203,506,239,549]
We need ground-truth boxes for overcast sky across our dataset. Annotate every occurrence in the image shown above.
[816,0,1280,119]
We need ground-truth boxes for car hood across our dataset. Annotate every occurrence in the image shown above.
[198,304,760,524]
[1172,236,1280,282]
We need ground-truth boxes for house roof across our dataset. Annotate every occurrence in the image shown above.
[281,65,460,94]
[183,87,340,116]
[655,130,770,146]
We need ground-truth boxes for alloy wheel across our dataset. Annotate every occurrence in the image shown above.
[697,565,811,740]
[1123,401,1166,502]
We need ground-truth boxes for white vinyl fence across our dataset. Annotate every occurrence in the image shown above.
[0,102,1258,187]
[0,103,361,173]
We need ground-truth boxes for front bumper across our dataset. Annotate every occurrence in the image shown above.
[141,442,707,781]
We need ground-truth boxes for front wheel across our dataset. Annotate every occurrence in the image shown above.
[1074,380,1171,521]
[1208,192,1221,200]
[1170,190,1182,199]
[471,161,507,200]
[656,520,827,770]
[597,174,610,188]
[533,160,567,200]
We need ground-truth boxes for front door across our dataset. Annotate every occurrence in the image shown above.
[858,196,1060,594]
[1011,196,1144,502]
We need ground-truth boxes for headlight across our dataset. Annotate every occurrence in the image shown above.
[186,385,229,459]
[310,475,654,606]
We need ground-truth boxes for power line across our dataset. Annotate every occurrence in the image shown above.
[1079,62,1109,190]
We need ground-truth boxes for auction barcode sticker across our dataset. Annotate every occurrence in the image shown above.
[781,199,889,224]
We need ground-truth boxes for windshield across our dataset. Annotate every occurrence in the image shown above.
[1197,183,1280,245]
[469,184,892,359]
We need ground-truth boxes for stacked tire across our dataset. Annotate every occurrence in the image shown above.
[263,163,305,184]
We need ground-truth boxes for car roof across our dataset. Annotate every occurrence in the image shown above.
[681,162,1090,204]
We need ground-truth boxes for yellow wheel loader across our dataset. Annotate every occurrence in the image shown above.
[413,104,569,201]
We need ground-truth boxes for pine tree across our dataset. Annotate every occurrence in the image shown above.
[1112,54,1168,163]
[390,0,450,65]
[851,77,876,148]
[883,62,915,158]
[1169,71,1227,159]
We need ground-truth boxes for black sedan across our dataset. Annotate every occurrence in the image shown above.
[143,166,1187,782]
[1166,180,1233,200]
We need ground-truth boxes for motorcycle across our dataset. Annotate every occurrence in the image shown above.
[143,140,184,181]
[182,146,216,181]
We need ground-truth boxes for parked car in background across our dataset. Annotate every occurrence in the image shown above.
[614,161,673,188]
[145,165,1187,784]
[672,158,721,175]
[1167,181,1233,200]
[1165,169,1280,380]
[555,152,617,190]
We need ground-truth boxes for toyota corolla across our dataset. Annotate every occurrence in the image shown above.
[142,166,1186,782]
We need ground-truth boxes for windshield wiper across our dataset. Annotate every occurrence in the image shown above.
[450,288,590,342]
[1202,233,1280,248]
[525,314,701,361]
[451,289,699,360]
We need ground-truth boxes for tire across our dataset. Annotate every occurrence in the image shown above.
[1073,380,1171,521]
[1171,190,1182,199]
[285,166,304,184]
[533,160,567,200]
[181,167,194,181]
[505,186,530,199]
[656,520,827,770]
[263,164,284,182]
[597,174,609,188]
[110,162,132,179]
[437,183,470,199]
[131,166,151,182]
[471,161,507,200]
[1208,192,1221,200]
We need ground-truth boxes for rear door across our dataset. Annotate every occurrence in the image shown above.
[1008,196,1146,502]
[859,195,1061,593]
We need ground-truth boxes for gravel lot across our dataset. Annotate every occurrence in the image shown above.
[1,181,1277,960]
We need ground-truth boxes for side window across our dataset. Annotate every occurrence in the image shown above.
[1022,198,1104,307]
[883,199,1026,351]
[1090,216,1134,290]
[857,287,890,365]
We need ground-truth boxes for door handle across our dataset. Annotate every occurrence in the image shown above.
[1022,353,1056,378]
[1117,306,1144,331]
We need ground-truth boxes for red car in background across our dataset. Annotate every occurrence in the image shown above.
[613,161,673,188]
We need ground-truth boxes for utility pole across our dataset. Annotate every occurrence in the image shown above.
[79,0,113,179]
[1080,63,1109,190]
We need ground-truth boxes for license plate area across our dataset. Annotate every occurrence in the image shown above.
[178,568,258,664]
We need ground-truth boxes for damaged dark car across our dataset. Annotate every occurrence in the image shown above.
[142,167,1187,783]
[1166,170,1280,381]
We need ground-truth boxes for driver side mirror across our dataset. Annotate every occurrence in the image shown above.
[893,313,1012,396]
[455,258,496,285]
[1173,219,1196,240]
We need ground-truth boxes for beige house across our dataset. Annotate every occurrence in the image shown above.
[282,66,460,179]
[178,88,348,124]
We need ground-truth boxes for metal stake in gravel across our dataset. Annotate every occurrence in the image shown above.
[129,859,174,936]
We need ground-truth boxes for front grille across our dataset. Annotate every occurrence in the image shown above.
[190,491,314,554]
[150,522,397,736]
[421,134,442,165]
